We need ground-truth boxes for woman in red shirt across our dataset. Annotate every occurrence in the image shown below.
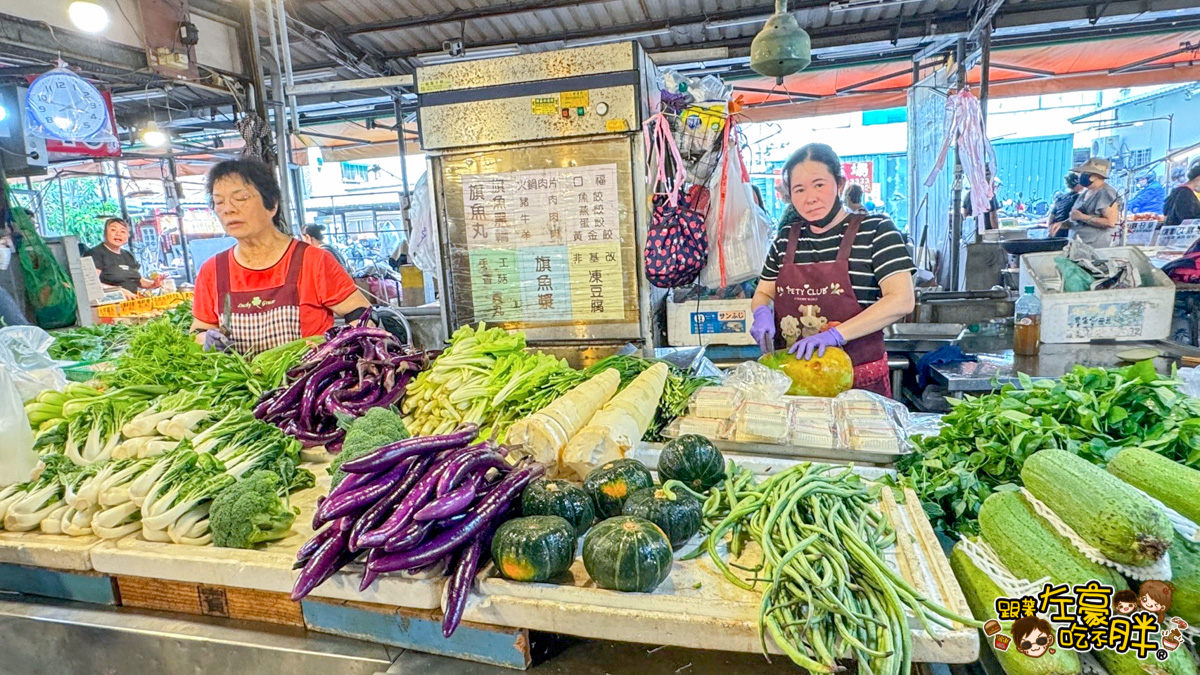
[191,159,370,353]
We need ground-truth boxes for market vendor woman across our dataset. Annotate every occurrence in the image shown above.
[88,218,161,298]
[191,159,370,354]
[750,143,915,396]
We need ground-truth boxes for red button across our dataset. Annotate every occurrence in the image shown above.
[561,109,570,118]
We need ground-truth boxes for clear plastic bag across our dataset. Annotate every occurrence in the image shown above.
[0,367,38,485]
[724,361,791,401]
[408,173,439,274]
[698,123,772,289]
[0,326,67,401]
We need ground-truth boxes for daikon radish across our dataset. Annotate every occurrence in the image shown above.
[508,369,621,468]
[562,362,670,479]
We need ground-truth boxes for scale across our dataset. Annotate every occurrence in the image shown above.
[416,43,660,354]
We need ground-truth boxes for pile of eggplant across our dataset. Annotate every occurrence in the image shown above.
[254,325,428,452]
[291,424,544,637]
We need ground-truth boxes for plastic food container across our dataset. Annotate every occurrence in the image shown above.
[839,422,901,453]
[689,386,743,420]
[790,417,837,448]
[732,401,790,444]
[665,415,730,440]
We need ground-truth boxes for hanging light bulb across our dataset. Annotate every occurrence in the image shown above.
[141,120,167,147]
[68,1,110,33]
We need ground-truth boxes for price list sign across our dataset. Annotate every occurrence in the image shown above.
[462,164,625,323]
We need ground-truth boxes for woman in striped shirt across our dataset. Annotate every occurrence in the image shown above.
[749,143,916,396]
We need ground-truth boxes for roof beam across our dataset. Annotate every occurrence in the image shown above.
[339,0,615,36]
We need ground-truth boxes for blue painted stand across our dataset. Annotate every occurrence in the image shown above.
[0,563,117,605]
[302,599,531,670]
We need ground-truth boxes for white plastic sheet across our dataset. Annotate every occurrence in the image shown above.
[0,367,37,485]
[0,326,66,402]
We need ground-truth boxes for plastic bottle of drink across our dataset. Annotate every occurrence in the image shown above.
[1013,286,1041,356]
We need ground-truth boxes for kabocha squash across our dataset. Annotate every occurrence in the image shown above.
[1107,447,1200,526]
[949,542,1081,675]
[584,459,654,518]
[490,516,576,582]
[520,479,595,535]
[621,486,703,548]
[582,516,672,592]
[1021,449,1173,566]
[657,435,724,492]
[1169,538,1200,624]
[978,490,1127,590]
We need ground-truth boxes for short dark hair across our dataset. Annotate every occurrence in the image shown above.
[1065,172,1080,189]
[206,159,285,230]
[303,224,325,242]
[104,217,129,232]
[1189,159,1200,182]
[844,183,864,205]
[1114,590,1137,605]
[782,143,843,193]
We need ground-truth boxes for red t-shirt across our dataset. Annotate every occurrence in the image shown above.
[193,241,358,338]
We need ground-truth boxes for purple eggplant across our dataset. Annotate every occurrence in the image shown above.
[305,327,395,363]
[296,522,337,562]
[359,548,384,592]
[316,375,356,415]
[354,457,456,549]
[312,460,411,527]
[340,425,480,474]
[415,474,483,522]
[368,463,544,574]
[443,531,489,638]
[436,449,508,497]
[384,519,435,553]
[292,529,350,601]
[300,359,352,422]
[346,456,428,551]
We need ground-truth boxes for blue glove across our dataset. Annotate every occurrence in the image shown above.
[750,305,776,355]
[788,327,846,360]
[201,329,233,353]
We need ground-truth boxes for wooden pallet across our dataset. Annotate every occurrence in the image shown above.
[115,575,304,627]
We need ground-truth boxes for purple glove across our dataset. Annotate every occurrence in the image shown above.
[788,327,846,360]
[750,305,775,355]
[201,329,233,353]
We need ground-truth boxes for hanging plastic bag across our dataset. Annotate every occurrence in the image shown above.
[0,326,67,402]
[3,187,77,329]
[698,122,772,289]
[0,366,37,486]
[408,172,439,274]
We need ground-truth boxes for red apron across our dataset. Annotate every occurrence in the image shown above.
[773,214,891,397]
[216,241,308,355]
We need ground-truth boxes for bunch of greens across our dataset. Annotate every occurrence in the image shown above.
[893,360,1200,537]
[512,354,716,442]
[163,300,193,332]
[49,324,132,362]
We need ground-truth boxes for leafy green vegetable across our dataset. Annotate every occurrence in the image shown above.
[893,360,1200,537]
[49,323,131,362]
[210,470,298,549]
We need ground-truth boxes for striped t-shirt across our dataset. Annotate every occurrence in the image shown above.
[760,213,916,308]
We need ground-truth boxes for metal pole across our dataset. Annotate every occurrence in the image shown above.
[166,152,194,282]
[112,162,130,224]
[979,23,991,127]
[949,38,967,293]
[392,97,413,241]
[275,0,300,132]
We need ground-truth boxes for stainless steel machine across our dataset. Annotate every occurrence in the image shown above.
[415,43,659,353]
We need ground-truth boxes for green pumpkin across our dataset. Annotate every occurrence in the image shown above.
[521,479,595,535]
[491,516,576,582]
[621,487,703,548]
[583,458,654,518]
[582,516,673,592]
[658,435,725,492]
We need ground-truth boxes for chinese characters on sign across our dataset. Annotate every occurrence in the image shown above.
[461,164,625,323]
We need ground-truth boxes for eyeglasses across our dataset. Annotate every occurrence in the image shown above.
[1020,637,1048,650]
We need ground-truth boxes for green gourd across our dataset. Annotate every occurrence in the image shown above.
[521,479,595,535]
[657,435,725,492]
[582,516,672,592]
[621,487,703,548]
[490,516,576,583]
[583,459,654,518]
[1107,447,1200,526]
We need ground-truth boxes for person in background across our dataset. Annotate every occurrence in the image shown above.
[749,143,915,397]
[87,218,162,299]
[191,159,370,354]
[1171,166,1189,191]
[844,184,866,213]
[1127,170,1166,216]
[1048,172,1083,238]
[302,224,351,274]
[1164,159,1200,227]
[1063,157,1121,248]
[963,178,1001,230]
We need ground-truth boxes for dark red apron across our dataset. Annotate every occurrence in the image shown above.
[216,241,308,355]
[774,214,891,396]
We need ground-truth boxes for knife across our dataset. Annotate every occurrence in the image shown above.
[221,294,233,337]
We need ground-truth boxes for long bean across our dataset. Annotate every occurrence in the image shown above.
[697,461,983,675]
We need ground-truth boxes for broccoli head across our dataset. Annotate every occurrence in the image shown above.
[328,407,410,489]
[210,471,297,549]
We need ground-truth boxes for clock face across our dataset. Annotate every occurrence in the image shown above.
[25,71,109,141]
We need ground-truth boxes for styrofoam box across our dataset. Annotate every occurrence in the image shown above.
[1019,246,1175,343]
[666,298,755,346]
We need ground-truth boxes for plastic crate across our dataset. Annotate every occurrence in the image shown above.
[1018,246,1175,343]
[666,298,754,347]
